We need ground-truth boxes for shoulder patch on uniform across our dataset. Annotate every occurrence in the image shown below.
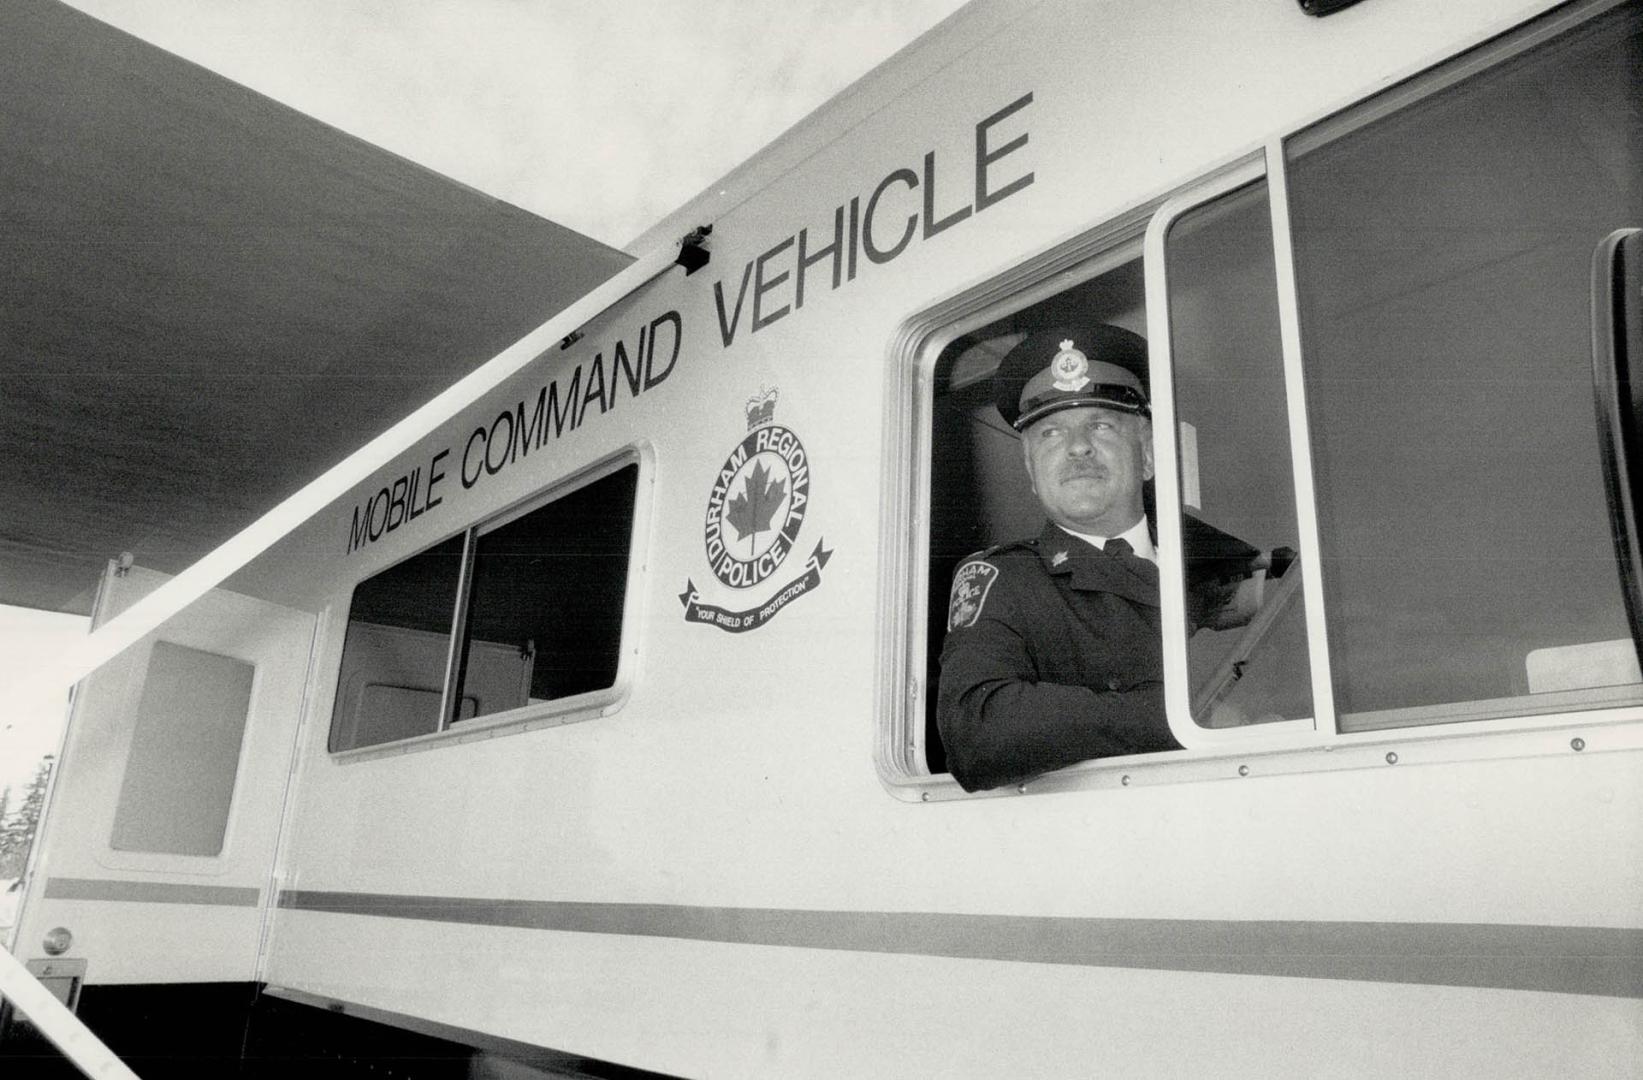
[948,559,1001,631]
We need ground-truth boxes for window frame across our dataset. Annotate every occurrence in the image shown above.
[1145,153,1343,754]
[878,0,1643,800]
[327,444,652,760]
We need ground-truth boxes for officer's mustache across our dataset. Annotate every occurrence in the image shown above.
[1057,462,1108,482]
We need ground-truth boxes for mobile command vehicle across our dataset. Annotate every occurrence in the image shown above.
[5,0,1643,1075]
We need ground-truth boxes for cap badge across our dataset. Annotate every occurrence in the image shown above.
[1052,550,1069,567]
[1051,339,1092,391]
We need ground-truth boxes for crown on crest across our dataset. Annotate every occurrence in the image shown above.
[745,385,779,430]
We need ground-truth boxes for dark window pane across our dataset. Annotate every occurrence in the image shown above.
[1287,5,1643,728]
[330,532,464,750]
[454,463,638,720]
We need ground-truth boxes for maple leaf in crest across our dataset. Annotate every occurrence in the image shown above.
[726,460,787,552]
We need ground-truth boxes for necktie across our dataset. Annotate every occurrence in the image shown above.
[1104,536,1157,589]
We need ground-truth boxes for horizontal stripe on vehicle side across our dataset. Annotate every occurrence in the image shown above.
[276,890,1643,999]
[45,877,260,907]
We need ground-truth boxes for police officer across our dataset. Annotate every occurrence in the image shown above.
[937,324,1181,792]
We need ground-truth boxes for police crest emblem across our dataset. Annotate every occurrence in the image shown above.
[1051,339,1092,391]
[701,386,808,590]
[681,387,832,633]
[948,559,1000,631]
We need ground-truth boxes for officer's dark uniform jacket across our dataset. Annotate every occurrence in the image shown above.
[937,520,1182,792]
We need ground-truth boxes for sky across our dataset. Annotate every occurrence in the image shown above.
[58,0,972,247]
[0,606,85,802]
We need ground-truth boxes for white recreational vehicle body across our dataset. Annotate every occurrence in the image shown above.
[8,0,1643,1075]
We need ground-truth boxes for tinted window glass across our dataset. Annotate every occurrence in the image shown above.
[330,533,465,750]
[454,463,637,718]
[329,462,638,751]
[1287,5,1643,728]
[1165,180,1314,727]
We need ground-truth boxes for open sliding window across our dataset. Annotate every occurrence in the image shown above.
[897,174,1312,793]
[910,239,1153,783]
[330,455,642,753]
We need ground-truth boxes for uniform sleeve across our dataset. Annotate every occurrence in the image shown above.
[936,561,1175,793]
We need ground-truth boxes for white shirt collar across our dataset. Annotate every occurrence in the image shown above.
[1064,517,1156,564]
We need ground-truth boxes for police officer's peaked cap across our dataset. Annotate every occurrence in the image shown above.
[993,324,1149,431]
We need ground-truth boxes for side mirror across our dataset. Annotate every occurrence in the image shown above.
[1298,0,1368,14]
[1591,227,1643,655]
